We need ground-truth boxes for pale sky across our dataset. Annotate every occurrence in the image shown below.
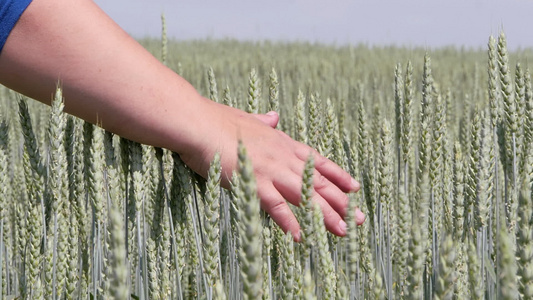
[94,0,533,51]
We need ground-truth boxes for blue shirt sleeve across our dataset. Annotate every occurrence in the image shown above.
[0,0,32,53]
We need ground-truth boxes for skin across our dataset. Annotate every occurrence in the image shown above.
[0,0,364,241]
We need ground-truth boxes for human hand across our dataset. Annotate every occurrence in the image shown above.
[179,99,365,241]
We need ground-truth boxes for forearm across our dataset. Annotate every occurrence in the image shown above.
[0,0,205,154]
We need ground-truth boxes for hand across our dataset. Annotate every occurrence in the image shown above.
[179,100,365,241]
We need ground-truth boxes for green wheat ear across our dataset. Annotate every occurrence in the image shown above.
[346,193,360,290]
[280,232,295,300]
[312,202,336,299]
[261,220,272,300]
[434,234,456,300]
[25,194,44,299]
[208,66,219,103]
[308,92,322,149]
[430,89,446,236]
[299,154,315,267]
[48,86,69,298]
[236,141,263,300]
[108,195,129,299]
[406,212,426,300]
[465,107,481,236]
[301,268,316,300]
[18,96,44,205]
[524,68,532,150]
[222,85,235,108]
[203,152,222,288]
[295,89,307,144]
[268,67,279,113]
[476,109,495,230]
[498,33,519,218]
[516,175,533,299]
[453,142,465,239]
[247,68,261,114]
[321,97,336,159]
[0,114,9,227]
[394,63,404,149]
[213,280,227,300]
[488,35,501,127]
[498,213,518,299]
[369,266,385,300]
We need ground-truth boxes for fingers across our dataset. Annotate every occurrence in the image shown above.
[272,168,348,236]
[231,118,363,240]
[254,154,365,239]
[251,111,279,128]
[258,181,301,241]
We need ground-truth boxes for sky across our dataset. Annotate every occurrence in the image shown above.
[94,0,533,51]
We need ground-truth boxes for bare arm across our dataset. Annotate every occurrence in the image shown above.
[0,0,363,240]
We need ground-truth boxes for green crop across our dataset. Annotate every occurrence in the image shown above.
[0,29,532,299]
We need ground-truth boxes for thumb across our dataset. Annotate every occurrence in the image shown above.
[251,111,279,128]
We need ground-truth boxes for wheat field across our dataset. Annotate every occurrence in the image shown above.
[0,28,532,299]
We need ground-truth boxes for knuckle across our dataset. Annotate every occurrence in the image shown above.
[267,198,288,216]
[322,205,337,222]
[314,173,329,190]
[314,154,328,168]
[338,194,349,215]
[313,149,330,163]
[267,200,298,232]
[283,216,299,233]
[278,130,291,140]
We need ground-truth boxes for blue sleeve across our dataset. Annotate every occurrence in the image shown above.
[0,0,32,53]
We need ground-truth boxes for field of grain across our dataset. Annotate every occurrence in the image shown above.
[0,29,532,299]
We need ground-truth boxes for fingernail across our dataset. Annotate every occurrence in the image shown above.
[267,111,277,116]
[294,230,302,242]
[355,208,365,225]
[338,220,347,235]
[351,178,361,192]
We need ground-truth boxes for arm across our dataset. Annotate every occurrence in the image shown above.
[0,0,363,240]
